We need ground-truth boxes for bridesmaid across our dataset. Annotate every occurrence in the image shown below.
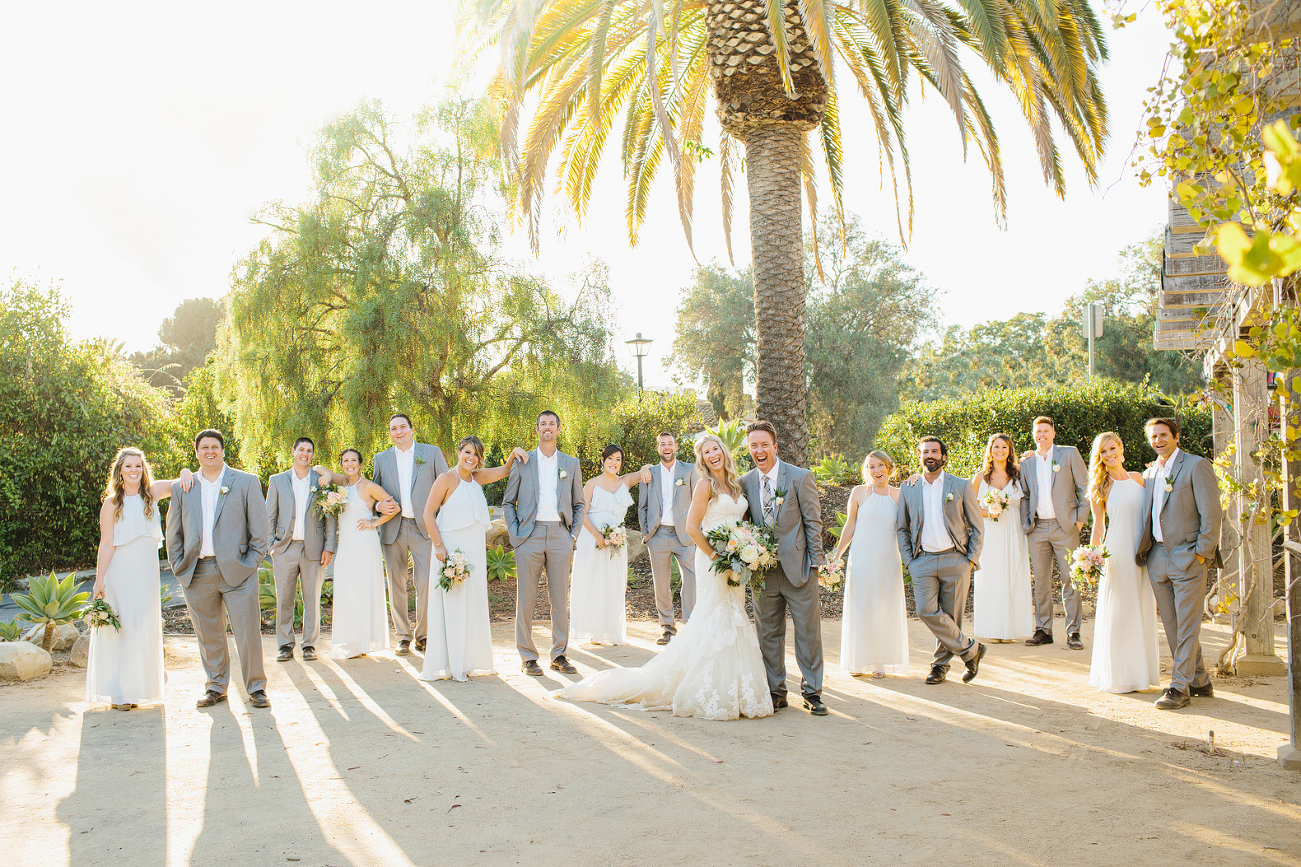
[971,433,1035,642]
[570,444,644,646]
[830,451,908,678]
[87,448,192,710]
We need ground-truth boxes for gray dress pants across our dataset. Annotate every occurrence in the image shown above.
[909,550,978,670]
[382,517,432,643]
[273,540,323,649]
[1147,542,1212,693]
[1029,518,1082,634]
[753,564,824,699]
[185,557,267,695]
[514,521,574,662]
[646,530,696,631]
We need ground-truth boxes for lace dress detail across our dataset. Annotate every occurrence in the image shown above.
[555,492,773,720]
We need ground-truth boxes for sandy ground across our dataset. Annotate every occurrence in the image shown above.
[2,618,1299,867]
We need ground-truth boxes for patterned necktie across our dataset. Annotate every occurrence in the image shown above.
[762,475,775,524]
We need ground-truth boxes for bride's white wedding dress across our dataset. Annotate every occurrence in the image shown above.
[555,492,773,720]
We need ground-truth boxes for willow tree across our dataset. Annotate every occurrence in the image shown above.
[463,0,1109,463]
[217,98,623,471]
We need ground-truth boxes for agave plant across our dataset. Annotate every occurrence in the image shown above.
[700,419,749,459]
[0,620,23,642]
[812,454,857,485]
[487,545,517,582]
[12,571,91,651]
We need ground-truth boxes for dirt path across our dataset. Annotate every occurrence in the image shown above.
[2,619,1298,866]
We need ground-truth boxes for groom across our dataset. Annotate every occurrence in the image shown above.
[166,429,271,709]
[638,431,698,645]
[741,421,827,716]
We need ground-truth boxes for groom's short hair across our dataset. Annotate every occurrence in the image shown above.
[919,435,947,456]
[1144,416,1180,438]
[293,436,315,451]
[537,409,561,425]
[389,412,412,428]
[194,429,225,450]
[1032,415,1055,429]
[657,431,676,441]
[747,420,777,443]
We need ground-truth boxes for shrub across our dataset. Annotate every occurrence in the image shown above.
[570,392,704,480]
[813,455,860,486]
[874,379,1212,478]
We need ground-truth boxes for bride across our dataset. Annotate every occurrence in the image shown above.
[555,433,773,720]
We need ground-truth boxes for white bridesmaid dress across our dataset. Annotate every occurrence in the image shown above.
[841,491,909,675]
[972,479,1035,640]
[330,484,391,660]
[420,477,496,681]
[1089,477,1161,693]
[86,494,165,706]
[570,483,635,645]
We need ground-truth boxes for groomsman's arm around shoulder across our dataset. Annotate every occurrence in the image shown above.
[469,446,529,486]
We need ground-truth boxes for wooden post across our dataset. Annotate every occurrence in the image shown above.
[1279,317,1301,770]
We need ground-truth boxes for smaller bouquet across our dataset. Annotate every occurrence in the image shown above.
[83,598,121,632]
[817,559,845,592]
[312,482,348,518]
[1070,544,1109,590]
[438,549,473,591]
[600,525,627,555]
[980,488,1010,521]
[705,521,779,591]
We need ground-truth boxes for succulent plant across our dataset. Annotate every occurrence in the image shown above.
[12,571,91,650]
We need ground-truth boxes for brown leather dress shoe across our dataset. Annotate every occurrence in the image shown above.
[656,629,673,646]
[550,655,578,674]
[395,639,411,656]
[962,643,987,683]
[276,645,294,662]
[196,690,227,708]
[248,690,271,709]
[925,666,947,685]
[301,646,317,661]
[1189,683,1214,698]
[1025,629,1053,646]
[522,660,545,676]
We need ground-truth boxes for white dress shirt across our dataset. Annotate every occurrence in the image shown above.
[1034,448,1056,520]
[1152,448,1181,543]
[199,466,226,558]
[659,462,677,526]
[920,475,953,553]
[290,469,311,541]
[396,445,416,518]
[535,449,561,522]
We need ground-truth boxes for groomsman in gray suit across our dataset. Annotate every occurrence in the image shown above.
[896,436,987,685]
[1136,417,1223,710]
[266,436,337,662]
[166,429,271,709]
[504,409,585,676]
[371,413,449,656]
[741,421,828,715]
[1021,416,1089,649]
[638,431,698,645]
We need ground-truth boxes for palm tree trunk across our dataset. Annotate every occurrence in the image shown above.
[744,123,808,465]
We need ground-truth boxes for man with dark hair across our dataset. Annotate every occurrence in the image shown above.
[194,428,225,451]
[638,431,698,644]
[896,436,987,685]
[267,436,337,662]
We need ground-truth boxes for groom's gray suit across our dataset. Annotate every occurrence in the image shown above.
[741,460,825,701]
[1135,448,1223,694]
[504,448,585,662]
[266,468,337,652]
[1021,445,1089,635]
[638,460,699,631]
[166,466,269,696]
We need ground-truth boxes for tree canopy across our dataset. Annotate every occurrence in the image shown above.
[130,297,225,395]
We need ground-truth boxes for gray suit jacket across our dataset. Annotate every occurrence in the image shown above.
[370,442,448,543]
[638,461,698,546]
[740,461,825,587]
[503,448,585,547]
[1021,445,1089,534]
[1135,450,1223,571]
[166,467,269,588]
[895,472,984,570]
[266,469,338,559]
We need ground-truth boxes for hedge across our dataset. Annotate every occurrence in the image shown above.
[873,379,1212,479]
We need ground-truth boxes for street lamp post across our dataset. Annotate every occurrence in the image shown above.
[626,332,653,399]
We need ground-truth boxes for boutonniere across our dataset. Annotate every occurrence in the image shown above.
[773,487,787,506]
[559,469,569,479]
[309,485,319,494]
[1052,461,1061,473]
[219,485,231,496]
[1164,470,1177,493]
[944,492,955,503]
[674,477,687,487]
[415,456,427,467]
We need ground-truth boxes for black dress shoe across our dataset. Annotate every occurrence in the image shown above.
[803,696,828,716]
[550,655,578,674]
[196,690,227,708]
[925,667,947,685]
[248,690,271,709]
[771,694,788,710]
[522,660,544,676]
[1066,633,1084,650]
[1190,683,1214,698]
[1154,688,1191,710]
[276,645,294,662]
[1025,629,1053,646]
[395,639,411,656]
[962,643,987,683]
[414,637,427,653]
[656,629,673,646]
[301,646,317,661]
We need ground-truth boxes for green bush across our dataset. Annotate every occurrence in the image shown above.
[874,379,1213,479]
[570,392,704,480]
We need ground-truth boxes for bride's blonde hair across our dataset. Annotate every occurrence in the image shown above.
[693,434,743,500]
[1087,431,1122,510]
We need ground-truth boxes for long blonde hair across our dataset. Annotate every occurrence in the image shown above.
[693,434,743,500]
[104,447,156,521]
[977,433,1021,485]
[1087,432,1122,509]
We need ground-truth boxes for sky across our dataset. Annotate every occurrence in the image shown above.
[0,2,1173,392]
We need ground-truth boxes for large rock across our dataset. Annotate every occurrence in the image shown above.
[625,528,647,563]
[486,519,511,549]
[24,622,80,652]
[70,633,90,668]
[0,641,53,681]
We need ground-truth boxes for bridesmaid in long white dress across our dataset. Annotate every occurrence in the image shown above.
[830,450,908,677]
[318,449,398,660]
[1087,432,1161,693]
[971,433,1035,641]
[87,448,192,709]
[419,437,525,682]
[571,444,645,646]
[556,434,773,720]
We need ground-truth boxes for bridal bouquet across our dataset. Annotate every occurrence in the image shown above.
[83,598,121,632]
[817,559,845,592]
[600,524,627,555]
[1070,544,1109,590]
[438,549,473,591]
[980,489,1010,521]
[706,521,779,591]
[312,482,348,518]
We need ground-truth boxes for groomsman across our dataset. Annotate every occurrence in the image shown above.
[266,437,337,662]
[166,429,271,708]
[504,410,585,676]
[1136,417,1223,709]
[371,413,449,656]
[1021,416,1089,649]
[638,431,698,645]
[896,436,986,685]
